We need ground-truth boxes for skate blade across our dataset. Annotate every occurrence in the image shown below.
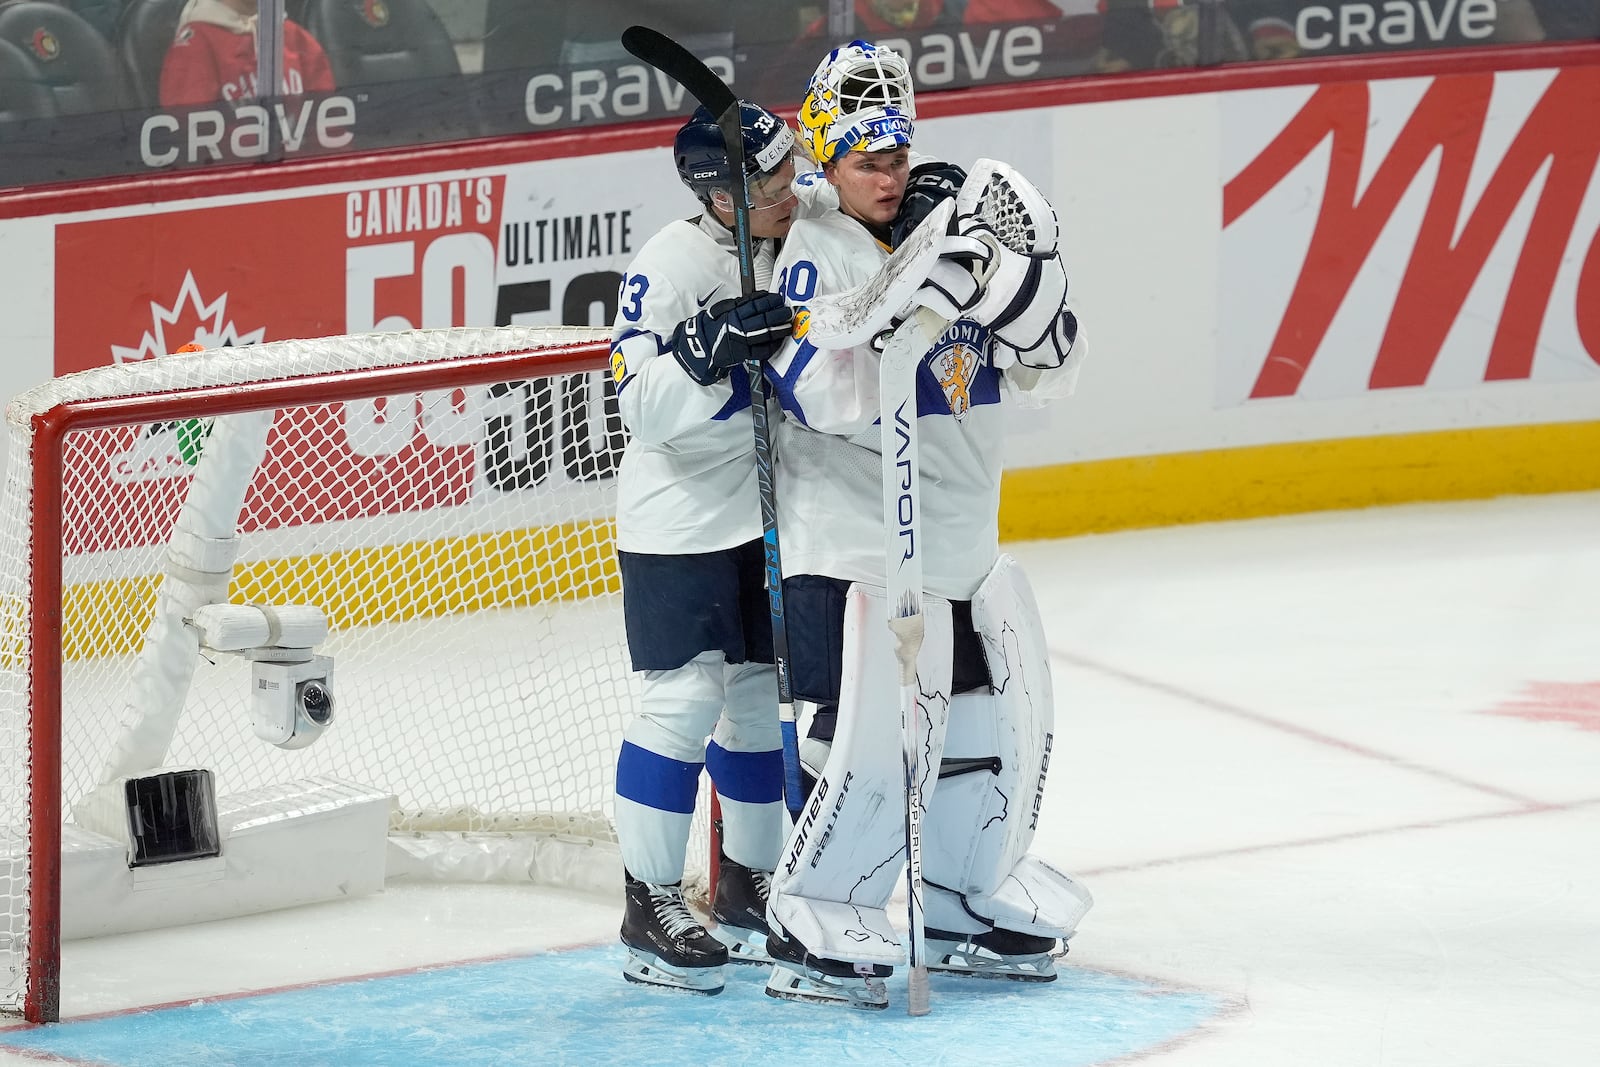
[622,948,725,995]
[926,946,1058,983]
[764,962,887,1010]
[710,923,772,966]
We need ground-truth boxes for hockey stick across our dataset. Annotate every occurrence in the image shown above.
[867,195,955,1017]
[873,162,1057,1015]
[880,306,942,1018]
[620,26,806,827]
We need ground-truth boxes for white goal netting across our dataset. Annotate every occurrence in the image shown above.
[0,326,714,1020]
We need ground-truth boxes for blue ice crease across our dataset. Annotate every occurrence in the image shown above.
[0,945,1225,1067]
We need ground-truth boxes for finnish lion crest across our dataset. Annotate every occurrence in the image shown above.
[927,321,988,420]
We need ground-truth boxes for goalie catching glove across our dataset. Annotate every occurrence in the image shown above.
[671,291,794,386]
[899,212,1074,369]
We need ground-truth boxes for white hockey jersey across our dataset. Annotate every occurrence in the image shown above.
[767,208,1086,600]
[610,176,837,554]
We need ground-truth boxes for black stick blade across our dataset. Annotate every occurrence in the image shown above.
[621,25,736,119]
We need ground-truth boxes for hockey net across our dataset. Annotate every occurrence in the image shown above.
[0,326,712,1022]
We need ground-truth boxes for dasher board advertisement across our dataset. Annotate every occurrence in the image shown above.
[4,51,1598,534]
[1220,66,1600,406]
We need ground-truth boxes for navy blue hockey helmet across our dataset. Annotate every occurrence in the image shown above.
[674,101,796,202]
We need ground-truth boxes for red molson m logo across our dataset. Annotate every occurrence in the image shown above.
[1225,68,1600,398]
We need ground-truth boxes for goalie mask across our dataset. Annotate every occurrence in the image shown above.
[674,101,796,203]
[799,40,915,165]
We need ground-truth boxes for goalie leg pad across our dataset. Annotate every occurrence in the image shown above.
[921,555,1092,938]
[963,855,1093,939]
[768,582,953,967]
[615,651,727,885]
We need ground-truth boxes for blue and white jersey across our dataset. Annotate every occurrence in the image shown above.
[609,177,836,555]
[766,209,1085,600]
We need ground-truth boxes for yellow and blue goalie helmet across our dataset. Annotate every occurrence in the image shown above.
[799,40,916,165]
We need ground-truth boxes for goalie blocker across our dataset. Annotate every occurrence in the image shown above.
[768,556,1092,977]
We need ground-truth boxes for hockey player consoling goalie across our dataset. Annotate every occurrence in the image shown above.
[607,97,840,995]
[761,41,1095,1010]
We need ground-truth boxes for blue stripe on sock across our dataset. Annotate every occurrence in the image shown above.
[705,741,784,805]
[616,741,702,814]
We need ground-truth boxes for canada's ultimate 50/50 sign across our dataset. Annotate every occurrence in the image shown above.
[51,152,675,554]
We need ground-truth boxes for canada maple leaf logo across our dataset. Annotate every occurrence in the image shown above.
[105,271,268,482]
[110,271,267,365]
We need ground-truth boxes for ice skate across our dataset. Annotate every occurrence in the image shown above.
[763,920,891,1010]
[709,855,773,965]
[925,925,1062,982]
[620,872,728,995]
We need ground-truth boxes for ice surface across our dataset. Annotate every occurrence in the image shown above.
[4,493,1596,1066]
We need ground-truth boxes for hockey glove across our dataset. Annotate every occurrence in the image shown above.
[670,292,794,387]
[891,161,968,250]
[951,212,1069,353]
[992,308,1080,371]
[895,213,999,324]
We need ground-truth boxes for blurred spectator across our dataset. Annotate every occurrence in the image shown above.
[480,0,808,73]
[1529,0,1600,38]
[802,0,1096,30]
[1227,0,1301,60]
[800,0,962,36]
[1095,0,1248,71]
[1493,0,1548,40]
[966,0,1089,18]
[159,0,334,108]
[65,0,123,41]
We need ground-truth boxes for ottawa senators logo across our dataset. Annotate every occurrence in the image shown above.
[362,0,390,28]
[31,28,60,62]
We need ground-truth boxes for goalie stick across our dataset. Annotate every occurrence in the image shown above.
[881,300,941,1018]
[619,26,806,829]
[873,159,1061,1016]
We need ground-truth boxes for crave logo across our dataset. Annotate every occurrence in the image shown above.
[1220,67,1600,403]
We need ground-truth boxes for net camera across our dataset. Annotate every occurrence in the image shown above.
[250,654,336,750]
[188,603,336,751]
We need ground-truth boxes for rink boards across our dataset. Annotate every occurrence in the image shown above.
[1,45,1597,540]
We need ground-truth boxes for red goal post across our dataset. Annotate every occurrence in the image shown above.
[0,326,716,1023]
